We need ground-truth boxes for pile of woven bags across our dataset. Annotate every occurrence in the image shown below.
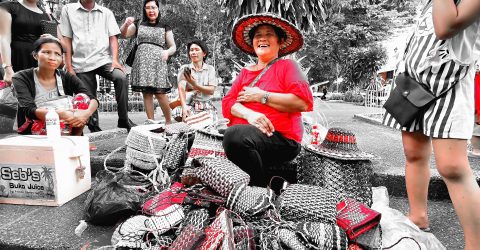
[94,123,384,249]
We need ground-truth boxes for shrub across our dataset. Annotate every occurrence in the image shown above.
[328,93,344,101]
[343,90,364,103]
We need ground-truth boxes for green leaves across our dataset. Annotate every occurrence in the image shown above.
[220,0,326,32]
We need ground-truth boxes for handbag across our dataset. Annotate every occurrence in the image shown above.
[298,147,374,207]
[383,73,437,126]
[336,197,381,240]
[192,156,250,197]
[40,13,58,37]
[125,42,138,67]
[276,184,338,223]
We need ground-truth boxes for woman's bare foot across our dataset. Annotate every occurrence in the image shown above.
[408,214,429,230]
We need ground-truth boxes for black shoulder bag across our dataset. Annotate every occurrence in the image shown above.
[383,36,460,127]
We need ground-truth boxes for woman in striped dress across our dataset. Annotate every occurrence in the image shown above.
[383,0,480,248]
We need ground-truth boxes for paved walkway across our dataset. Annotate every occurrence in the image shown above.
[0,101,478,249]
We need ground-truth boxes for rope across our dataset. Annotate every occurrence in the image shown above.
[383,236,422,249]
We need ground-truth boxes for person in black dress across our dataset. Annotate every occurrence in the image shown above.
[0,0,51,86]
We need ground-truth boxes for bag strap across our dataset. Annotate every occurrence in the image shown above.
[55,70,65,96]
[248,58,279,87]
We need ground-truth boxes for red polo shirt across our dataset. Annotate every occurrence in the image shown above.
[222,59,313,143]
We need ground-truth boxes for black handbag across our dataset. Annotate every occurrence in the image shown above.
[383,73,456,127]
[40,14,58,37]
[125,43,138,67]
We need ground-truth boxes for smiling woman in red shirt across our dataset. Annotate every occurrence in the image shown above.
[222,13,313,187]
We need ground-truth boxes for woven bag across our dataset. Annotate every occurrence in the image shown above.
[299,146,374,206]
[352,224,381,250]
[126,124,167,153]
[142,182,186,216]
[276,184,338,223]
[180,167,202,186]
[278,228,308,250]
[186,129,226,167]
[163,132,189,170]
[125,147,160,171]
[169,224,205,250]
[182,186,226,209]
[111,215,149,249]
[233,225,256,250]
[165,122,192,135]
[145,204,185,238]
[40,14,58,37]
[175,208,210,235]
[155,235,175,248]
[193,157,250,197]
[185,111,214,130]
[296,222,348,250]
[226,183,273,216]
[336,197,381,240]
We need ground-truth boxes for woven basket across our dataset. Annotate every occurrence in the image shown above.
[226,184,272,216]
[298,146,374,207]
[276,184,338,223]
[165,122,193,135]
[193,156,250,197]
[145,204,185,238]
[186,129,226,167]
[296,222,348,250]
[278,228,308,250]
[126,124,167,153]
[175,208,210,235]
[111,215,149,249]
[170,224,204,250]
[163,133,188,170]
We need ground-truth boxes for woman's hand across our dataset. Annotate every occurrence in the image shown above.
[237,87,265,103]
[181,106,192,122]
[161,51,169,62]
[184,69,197,87]
[124,17,134,27]
[3,66,14,86]
[247,111,274,136]
[64,109,90,128]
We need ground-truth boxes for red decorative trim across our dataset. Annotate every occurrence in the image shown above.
[325,133,356,144]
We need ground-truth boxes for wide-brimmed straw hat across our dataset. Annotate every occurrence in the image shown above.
[306,127,376,161]
[232,13,304,57]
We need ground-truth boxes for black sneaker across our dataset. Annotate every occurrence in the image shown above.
[118,119,137,132]
[88,125,102,133]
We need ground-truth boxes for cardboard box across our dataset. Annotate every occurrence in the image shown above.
[0,135,91,206]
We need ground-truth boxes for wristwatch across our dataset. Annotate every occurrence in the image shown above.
[261,92,270,104]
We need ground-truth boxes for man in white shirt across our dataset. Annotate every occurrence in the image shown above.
[60,0,135,132]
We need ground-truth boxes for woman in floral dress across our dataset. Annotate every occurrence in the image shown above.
[120,0,176,124]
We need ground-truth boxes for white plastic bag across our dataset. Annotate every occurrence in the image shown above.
[371,187,446,250]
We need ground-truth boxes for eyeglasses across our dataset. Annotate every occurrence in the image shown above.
[144,6,158,10]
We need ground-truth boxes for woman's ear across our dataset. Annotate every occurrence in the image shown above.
[32,53,38,60]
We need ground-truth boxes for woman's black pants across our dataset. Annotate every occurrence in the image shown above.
[223,124,301,187]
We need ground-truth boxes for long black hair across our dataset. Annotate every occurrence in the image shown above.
[142,0,161,24]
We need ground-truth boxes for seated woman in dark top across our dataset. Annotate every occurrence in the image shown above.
[13,37,98,135]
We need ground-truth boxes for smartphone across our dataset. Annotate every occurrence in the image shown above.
[183,67,191,76]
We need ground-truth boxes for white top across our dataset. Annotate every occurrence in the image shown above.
[59,2,120,73]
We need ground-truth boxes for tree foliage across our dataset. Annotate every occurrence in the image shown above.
[298,0,389,91]
[220,0,326,32]
[62,0,418,90]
